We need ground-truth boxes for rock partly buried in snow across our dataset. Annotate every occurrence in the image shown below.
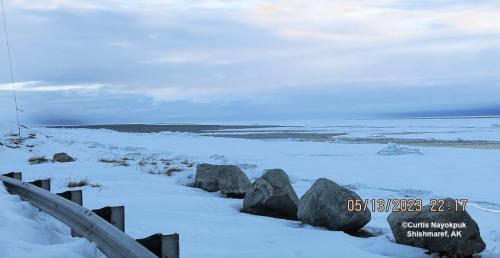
[194,163,251,198]
[195,163,221,192]
[242,169,299,220]
[297,178,371,232]
[387,198,486,257]
[53,152,75,162]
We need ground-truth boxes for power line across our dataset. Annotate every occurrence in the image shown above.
[0,0,21,140]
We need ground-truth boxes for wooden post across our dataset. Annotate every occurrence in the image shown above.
[137,233,180,258]
[57,190,84,237]
[93,206,125,232]
[57,190,83,206]
[3,172,22,180]
[29,179,51,191]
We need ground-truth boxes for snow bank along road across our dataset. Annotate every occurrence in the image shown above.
[0,180,104,258]
[0,173,162,258]
[1,118,500,258]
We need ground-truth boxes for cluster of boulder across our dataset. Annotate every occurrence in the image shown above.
[194,163,486,257]
[195,164,371,232]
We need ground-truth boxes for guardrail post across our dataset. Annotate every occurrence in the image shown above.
[3,172,22,180]
[137,233,180,258]
[57,189,84,238]
[29,179,51,191]
[93,206,125,232]
[57,190,83,206]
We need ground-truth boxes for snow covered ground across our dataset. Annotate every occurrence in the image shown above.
[1,118,500,258]
[0,181,104,258]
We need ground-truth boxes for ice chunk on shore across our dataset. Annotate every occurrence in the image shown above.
[377,143,422,156]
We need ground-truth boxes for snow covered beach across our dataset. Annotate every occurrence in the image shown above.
[1,118,500,258]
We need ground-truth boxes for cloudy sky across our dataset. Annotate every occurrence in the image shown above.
[1,0,500,125]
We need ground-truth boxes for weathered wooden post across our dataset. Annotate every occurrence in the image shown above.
[2,172,22,194]
[93,206,125,232]
[29,179,51,191]
[57,190,83,206]
[57,189,84,237]
[3,172,22,180]
[137,233,180,258]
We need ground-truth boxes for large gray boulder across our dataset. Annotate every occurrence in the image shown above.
[242,169,299,220]
[297,178,371,232]
[195,164,221,192]
[218,165,251,198]
[195,163,251,198]
[387,198,486,257]
[53,152,75,162]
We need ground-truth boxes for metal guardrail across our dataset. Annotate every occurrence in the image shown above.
[0,174,159,258]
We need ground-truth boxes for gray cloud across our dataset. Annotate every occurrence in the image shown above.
[1,0,500,124]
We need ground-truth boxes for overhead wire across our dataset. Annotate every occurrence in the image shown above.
[0,0,21,140]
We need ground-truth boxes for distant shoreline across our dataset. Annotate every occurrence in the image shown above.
[384,115,500,120]
[47,123,500,149]
[48,124,287,134]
